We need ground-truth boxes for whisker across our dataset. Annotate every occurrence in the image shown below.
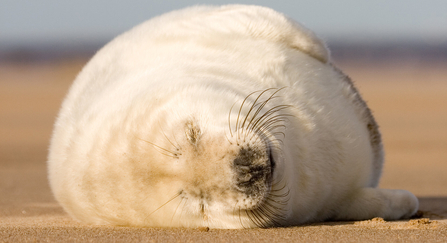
[244,90,280,138]
[240,88,277,134]
[258,117,288,130]
[228,101,237,138]
[233,202,247,229]
[258,204,283,226]
[272,131,286,140]
[138,138,180,157]
[270,137,285,147]
[270,180,288,193]
[250,123,286,143]
[236,90,261,142]
[264,196,288,208]
[248,105,292,136]
[257,205,276,226]
[170,130,181,150]
[178,197,188,223]
[257,123,286,136]
[238,207,247,229]
[246,209,263,228]
[170,195,185,225]
[158,152,180,159]
[160,125,180,151]
[146,191,182,220]
[246,88,287,124]
[250,105,292,127]
[252,207,268,227]
[255,208,271,228]
[225,132,233,144]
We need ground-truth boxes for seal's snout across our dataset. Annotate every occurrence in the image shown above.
[233,146,272,204]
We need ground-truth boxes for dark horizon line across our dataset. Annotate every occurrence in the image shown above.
[1,39,447,63]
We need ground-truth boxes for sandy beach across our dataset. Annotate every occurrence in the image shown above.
[1,59,446,242]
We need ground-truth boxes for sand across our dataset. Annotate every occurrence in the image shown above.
[0,59,446,242]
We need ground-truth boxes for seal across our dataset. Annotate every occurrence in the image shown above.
[48,5,418,228]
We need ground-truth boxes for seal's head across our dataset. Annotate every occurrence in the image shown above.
[181,120,273,208]
[138,88,290,228]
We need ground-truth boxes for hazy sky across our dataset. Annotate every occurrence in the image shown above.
[1,0,447,47]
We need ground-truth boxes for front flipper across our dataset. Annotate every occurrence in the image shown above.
[334,188,419,221]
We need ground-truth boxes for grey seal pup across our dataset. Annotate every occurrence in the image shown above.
[48,5,418,228]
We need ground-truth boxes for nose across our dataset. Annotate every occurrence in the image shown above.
[233,147,271,195]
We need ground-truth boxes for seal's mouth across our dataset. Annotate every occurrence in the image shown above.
[234,165,290,228]
[268,144,276,175]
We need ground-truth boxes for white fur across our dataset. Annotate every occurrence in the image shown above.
[48,5,418,228]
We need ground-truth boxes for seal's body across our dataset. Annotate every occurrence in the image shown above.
[48,5,418,228]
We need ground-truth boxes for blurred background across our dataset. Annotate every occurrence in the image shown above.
[1,0,447,61]
[0,0,446,219]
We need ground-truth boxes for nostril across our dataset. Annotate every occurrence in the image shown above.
[235,165,251,174]
[237,172,252,183]
[233,147,263,166]
[235,164,269,184]
[247,165,269,181]
[234,156,251,166]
